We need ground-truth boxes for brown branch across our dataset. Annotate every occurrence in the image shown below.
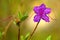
[2,20,13,36]
[1,16,12,22]
[2,20,13,40]
[2,12,18,40]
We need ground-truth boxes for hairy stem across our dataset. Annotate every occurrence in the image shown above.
[28,22,40,40]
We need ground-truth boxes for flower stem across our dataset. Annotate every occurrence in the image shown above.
[28,22,40,40]
[17,21,21,40]
[18,27,20,40]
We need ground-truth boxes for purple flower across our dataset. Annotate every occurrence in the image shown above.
[33,4,51,22]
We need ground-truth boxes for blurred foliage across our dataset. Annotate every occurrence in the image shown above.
[0,0,60,40]
[0,32,2,38]
[24,33,30,40]
[21,36,24,40]
[46,35,51,40]
[21,33,30,40]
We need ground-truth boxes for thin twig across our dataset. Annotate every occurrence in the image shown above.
[2,20,13,40]
[28,22,40,40]
[2,20,13,35]
[1,16,12,22]
[2,12,18,40]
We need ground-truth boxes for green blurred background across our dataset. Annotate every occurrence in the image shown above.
[0,0,60,40]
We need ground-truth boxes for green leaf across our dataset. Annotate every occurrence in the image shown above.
[20,12,28,21]
[25,33,30,40]
[18,12,23,20]
[21,35,24,40]
[18,12,28,21]
[0,32,2,38]
[46,35,51,40]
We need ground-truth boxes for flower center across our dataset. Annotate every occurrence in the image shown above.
[39,9,44,17]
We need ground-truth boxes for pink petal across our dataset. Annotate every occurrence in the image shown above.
[42,15,50,22]
[39,3,46,9]
[33,6,40,14]
[34,15,41,22]
[44,8,51,14]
